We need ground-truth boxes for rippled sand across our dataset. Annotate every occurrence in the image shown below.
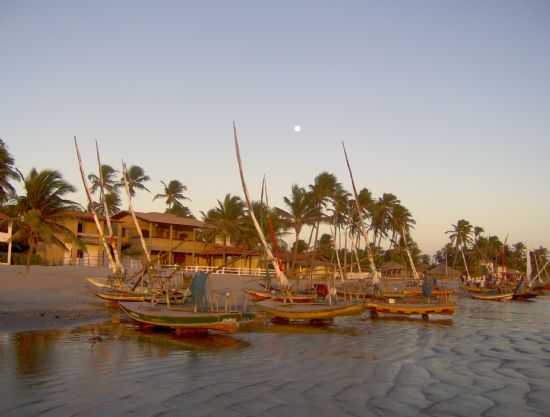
[1,296,549,417]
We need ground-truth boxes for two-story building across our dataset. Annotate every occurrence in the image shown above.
[34,210,260,269]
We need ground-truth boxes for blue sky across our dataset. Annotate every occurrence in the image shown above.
[1,0,549,254]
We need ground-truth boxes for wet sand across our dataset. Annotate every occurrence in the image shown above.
[1,266,549,417]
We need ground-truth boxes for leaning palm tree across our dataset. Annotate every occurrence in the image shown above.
[0,139,19,203]
[119,165,150,197]
[3,169,84,272]
[153,180,190,210]
[275,185,317,274]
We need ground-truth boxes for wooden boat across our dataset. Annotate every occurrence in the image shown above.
[120,302,253,334]
[245,289,315,303]
[512,290,538,301]
[402,288,454,297]
[255,299,365,322]
[87,277,112,289]
[366,301,456,320]
[272,294,315,303]
[96,290,146,302]
[469,292,513,301]
[463,285,493,293]
[244,289,272,301]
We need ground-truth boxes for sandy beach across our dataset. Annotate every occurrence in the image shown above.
[0,265,266,333]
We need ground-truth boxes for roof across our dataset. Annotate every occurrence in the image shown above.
[113,211,205,228]
[61,211,120,222]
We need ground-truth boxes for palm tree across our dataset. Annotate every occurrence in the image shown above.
[307,172,339,249]
[370,193,399,249]
[88,164,119,195]
[0,139,19,203]
[446,219,473,277]
[202,194,245,263]
[275,185,317,273]
[166,204,194,218]
[153,180,190,210]
[390,203,418,278]
[3,169,83,272]
[119,165,150,197]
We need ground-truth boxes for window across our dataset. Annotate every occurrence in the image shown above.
[77,222,84,233]
[121,228,126,237]
[76,249,84,259]
[142,229,149,238]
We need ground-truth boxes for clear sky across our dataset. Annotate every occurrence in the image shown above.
[1,0,549,254]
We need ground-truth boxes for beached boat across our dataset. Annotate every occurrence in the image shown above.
[244,289,272,301]
[87,277,113,289]
[120,302,253,334]
[96,290,146,302]
[402,288,454,297]
[512,291,538,301]
[366,300,456,319]
[469,292,514,301]
[255,299,365,322]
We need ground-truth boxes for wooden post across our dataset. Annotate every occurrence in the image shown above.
[233,121,289,287]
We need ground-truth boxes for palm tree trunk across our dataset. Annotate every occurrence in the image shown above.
[461,246,471,280]
[333,222,344,281]
[401,226,419,280]
[25,241,34,274]
[353,234,362,273]
[291,227,300,275]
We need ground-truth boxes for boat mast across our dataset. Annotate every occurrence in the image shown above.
[74,137,117,273]
[233,122,289,287]
[341,142,379,279]
[95,140,125,276]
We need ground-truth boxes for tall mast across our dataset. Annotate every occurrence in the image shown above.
[233,122,289,287]
[341,142,379,278]
[95,140,124,275]
[74,137,116,273]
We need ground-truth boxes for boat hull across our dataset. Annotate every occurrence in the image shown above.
[120,302,250,334]
[96,291,146,302]
[367,301,456,318]
[469,292,513,301]
[256,300,365,321]
[244,289,272,301]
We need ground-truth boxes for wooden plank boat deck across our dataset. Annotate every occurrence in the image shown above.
[256,300,365,321]
[120,302,253,334]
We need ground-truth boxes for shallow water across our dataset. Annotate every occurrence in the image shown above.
[1,297,549,417]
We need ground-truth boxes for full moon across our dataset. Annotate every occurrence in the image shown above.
[293,125,302,133]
